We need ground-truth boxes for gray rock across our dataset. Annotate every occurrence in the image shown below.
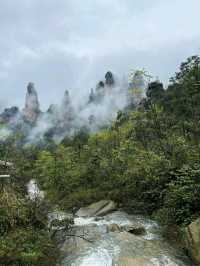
[117,256,154,266]
[96,201,117,216]
[61,234,91,256]
[76,200,117,217]
[184,218,200,264]
[23,82,40,124]
[61,224,103,256]
[122,225,146,236]
[107,223,121,232]
[94,216,104,222]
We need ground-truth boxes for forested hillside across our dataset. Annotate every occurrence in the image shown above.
[34,55,200,225]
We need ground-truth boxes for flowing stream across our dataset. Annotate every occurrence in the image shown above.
[61,212,193,266]
[27,180,194,266]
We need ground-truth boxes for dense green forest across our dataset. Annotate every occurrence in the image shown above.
[1,55,200,265]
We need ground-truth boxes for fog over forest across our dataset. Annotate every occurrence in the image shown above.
[0,0,200,108]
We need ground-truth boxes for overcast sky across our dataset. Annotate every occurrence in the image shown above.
[0,0,200,109]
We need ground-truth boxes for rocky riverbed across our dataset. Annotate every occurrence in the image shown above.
[27,180,195,266]
[60,210,193,266]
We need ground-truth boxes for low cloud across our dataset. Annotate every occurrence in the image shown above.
[0,127,12,141]
[0,0,199,109]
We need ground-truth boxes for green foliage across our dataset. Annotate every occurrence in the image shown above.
[32,55,200,226]
[0,185,58,266]
[162,164,200,225]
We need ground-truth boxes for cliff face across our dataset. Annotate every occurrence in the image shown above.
[88,71,116,105]
[23,83,40,124]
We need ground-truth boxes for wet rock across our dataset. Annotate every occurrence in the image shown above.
[184,218,200,264]
[122,225,146,236]
[23,82,40,124]
[94,216,104,222]
[96,201,117,216]
[73,224,104,242]
[117,256,154,266]
[61,213,191,266]
[107,223,121,232]
[61,235,91,256]
[61,224,103,256]
[115,231,138,242]
[76,200,117,217]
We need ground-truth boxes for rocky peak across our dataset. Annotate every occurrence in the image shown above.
[95,81,105,103]
[27,82,36,94]
[89,89,95,104]
[96,81,105,91]
[105,71,114,86]
[47,104,58,115]
[60,90,74,123]
[23,82,40,124]
[25,83,40,109]
[62,90,71,107]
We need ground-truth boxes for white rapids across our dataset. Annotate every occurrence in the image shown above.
[27,179,44,200]
[61,212,193,266]
[26,180,194,266]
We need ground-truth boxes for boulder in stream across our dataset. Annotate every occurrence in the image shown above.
[122,224,146,236]
[107,223,121,232]
[106,223,146,235]
[75,200,117,217]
